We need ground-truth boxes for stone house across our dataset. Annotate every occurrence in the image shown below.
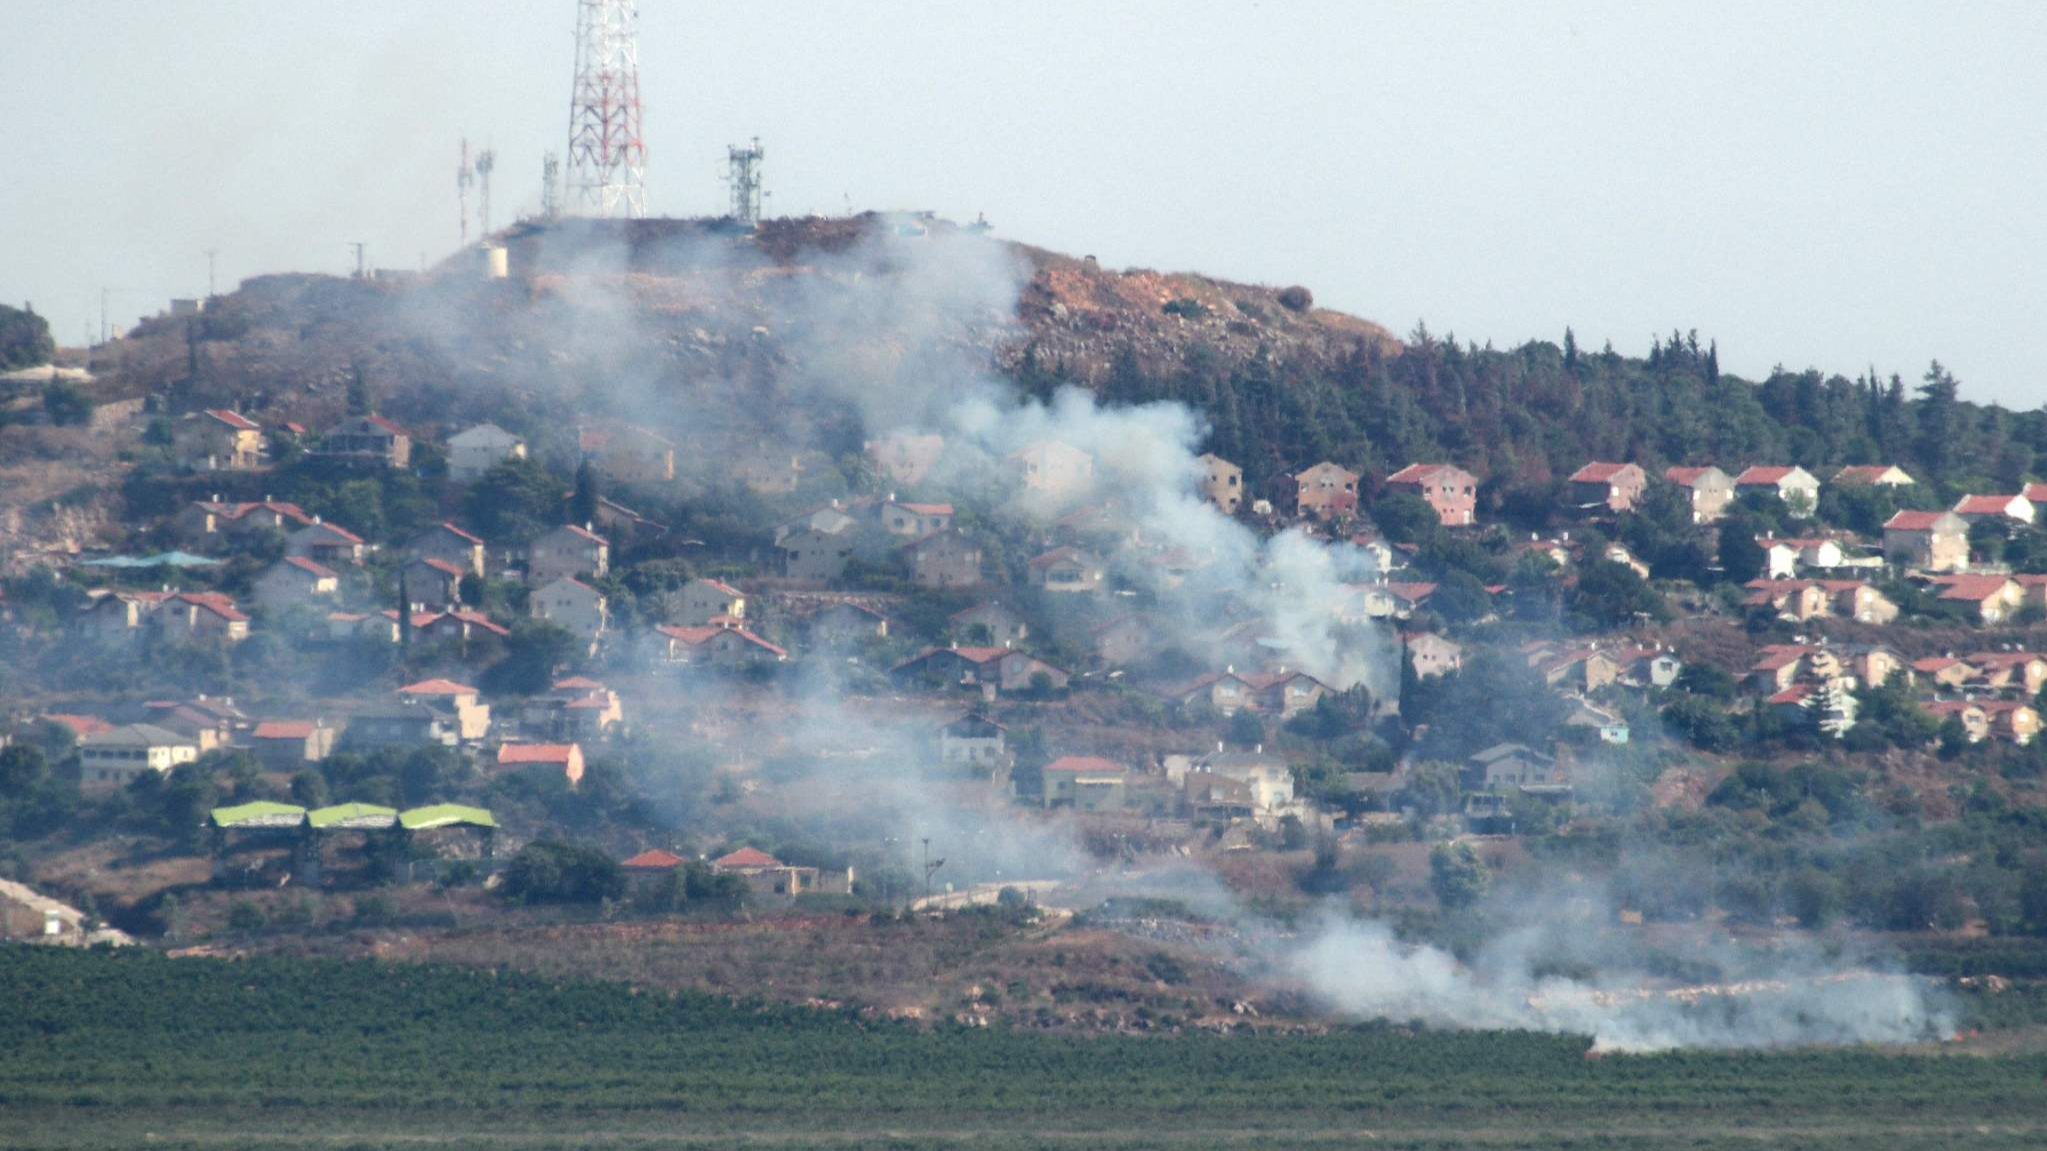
[891,646,1069,696]
[1405,631,1463,678]
[780,524,858,582]
[1042,756,1129,811]
[396,679,492,743]
[939,713,1007,768]
[402,557,466,611]
[808,602,889,644]
[1833,464,1915,487]
[1952,494,2036,527]
[678,578,745,625]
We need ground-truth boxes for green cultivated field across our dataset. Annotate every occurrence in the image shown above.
[2,946,2044,1150]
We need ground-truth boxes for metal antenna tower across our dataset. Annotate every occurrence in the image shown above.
[457,139,475,245]
[475,148,497,236]
[540,151,562,221]
[348,242,367,280]
[725,137,765,226]
[565,0,647,217]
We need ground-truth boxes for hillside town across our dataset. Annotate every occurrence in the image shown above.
[6,319,2047,948]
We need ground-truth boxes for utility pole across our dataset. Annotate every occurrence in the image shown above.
[458,139,474,245]
[348,242,367,280]
[204,249,218,298]
[921,837,945,905]
[540,151,562,221]
[476,148,496,236]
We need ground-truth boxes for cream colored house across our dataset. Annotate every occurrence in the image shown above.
[80,724,198,790]
[527,524,608,583]
[1197,453,1244,514]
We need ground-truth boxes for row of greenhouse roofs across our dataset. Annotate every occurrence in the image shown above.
[209,801,497,832]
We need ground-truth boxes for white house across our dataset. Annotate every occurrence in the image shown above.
[678,578,745,624]
[446,423,527,482]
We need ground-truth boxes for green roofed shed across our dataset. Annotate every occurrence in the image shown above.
[399,804,498,831]
[308,802,399,830]
[209,801,307,829]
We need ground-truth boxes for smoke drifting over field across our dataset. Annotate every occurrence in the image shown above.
[1290,913,1950,1052]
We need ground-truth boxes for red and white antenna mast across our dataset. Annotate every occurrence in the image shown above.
[565,0,646,218]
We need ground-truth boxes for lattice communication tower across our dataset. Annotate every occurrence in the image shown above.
[565,0,647,217]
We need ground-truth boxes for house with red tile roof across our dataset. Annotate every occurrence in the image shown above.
[1883,510,1969,572]
[1927,574,2027,624]
[1911,656,1975,692]
[318,414,412,468]
[1734,465,1820,516]
[655,624,789,667]
[149,592,250,644]
[1951,493,2035,527]
[880,499,955,538]
[1567,462,1647,512]
[494,741,585,787]
[246,719,336,769]
[578,423,676,483]
[709,846,831,898]
[404,522,486,576]
[1663,465,1736,523]
[678,578,745,624]
[398,679,491,742]
[253,555,341,614]
[1924,700,2042,746]
[286,520,367,567]
[890,645,1069,696]
[1833,464,1915,487]
[173,409,264,470]
[1385,463,1477,526]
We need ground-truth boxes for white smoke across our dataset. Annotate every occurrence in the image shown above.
[1288,913,1951,1052]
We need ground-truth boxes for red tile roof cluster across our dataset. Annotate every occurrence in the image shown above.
[251,720,318,739]
[622,849,684,870]
[713,846,782,869]
[1664,466,1720,486]
[1386,462,1466,484]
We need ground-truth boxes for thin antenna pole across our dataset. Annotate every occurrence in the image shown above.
[348,242,367,280]
[204,249,218,298]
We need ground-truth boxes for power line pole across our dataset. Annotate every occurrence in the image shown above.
[204,249,218,298]
[921,837,945,905]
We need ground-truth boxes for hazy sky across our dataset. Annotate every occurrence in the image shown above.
[5,2,2044,407]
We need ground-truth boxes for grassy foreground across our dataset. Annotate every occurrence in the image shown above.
[2,946,2044,1150]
